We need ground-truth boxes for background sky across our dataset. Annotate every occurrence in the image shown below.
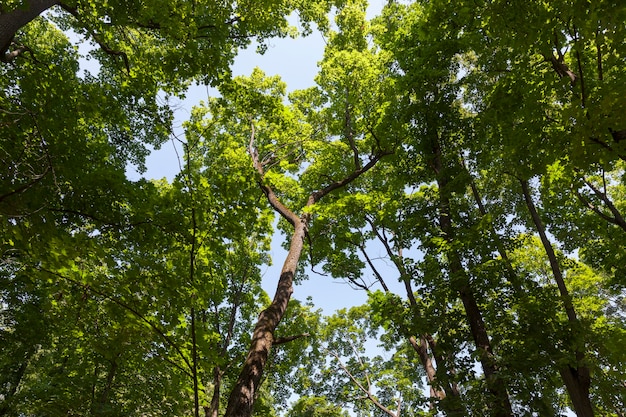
[134,1,395,314]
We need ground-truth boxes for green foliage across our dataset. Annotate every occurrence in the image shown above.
[286,396,350,417]
[2,0,626,416]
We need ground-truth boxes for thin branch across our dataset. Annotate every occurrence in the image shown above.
[0,168,48,203]
[578,175,626,231]
[272,333,310,346]
[357,243,389,292]
[573,27,587,107]
[38,267,194,377]
[313,151,391,203]
[544,31,577,84]
[328,349,398,417]
[58,4,130,73]
[575,188,617,224]
[519,179,578,324]
[343,89,361,170]
[1,43,33,63]
[595,27,603,81]
[587,136,626,161]
[248,121,300,227]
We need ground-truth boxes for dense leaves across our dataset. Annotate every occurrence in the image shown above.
[2,0,626,416]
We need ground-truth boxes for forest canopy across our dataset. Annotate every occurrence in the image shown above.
[1,1,625,417]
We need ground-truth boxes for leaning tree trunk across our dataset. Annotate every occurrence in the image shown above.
[0,0,59,58]
[429,134,514,417]
[223,123,388,417]
[365,218,463,416]
[223,216,307,417]
[520,179,594,417]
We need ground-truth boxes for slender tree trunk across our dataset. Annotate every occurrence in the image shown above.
[404,275,463,416]
[368,219,463,415]
[520,179,594,417]
[191,306,200,417]
[424,334,465,416]
[97,358,118,411]
[223,217,307,417]
[429,135,513,417]
[465,163,524,295]
[0,360,29,415]
[205,366,222,417]
[409,335,445,401]
[579,174,626,232]
[0,0,59,57]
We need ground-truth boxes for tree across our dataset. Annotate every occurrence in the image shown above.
[1,0,334,84]
[3,1,626,416]
[184,59,390,416]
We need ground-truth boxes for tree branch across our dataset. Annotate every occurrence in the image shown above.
[58,4,130,73]
[1,43,33,63]
[248,121,300,227]
[272,333,309,346]
[313,151,391,203]
[328,349,398,417]
[578,174,626,232]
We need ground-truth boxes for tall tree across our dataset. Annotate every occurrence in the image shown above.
[185,62,390,416]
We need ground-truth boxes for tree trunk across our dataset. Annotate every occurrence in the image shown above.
[367,218,464,416]
[429,135,513,417]
[223,218,307,417]
[205,366,222,417]
[0,0,59,57]
[520,179,594,417]
[409,335,445,401]
[0,360,29,415]
[465,163,524,295]
[225,122,387,417]
[97,358,118,412]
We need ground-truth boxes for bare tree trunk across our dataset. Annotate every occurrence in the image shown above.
[0,0,59,58]
[223,217,307,417]
[520,179,594,417]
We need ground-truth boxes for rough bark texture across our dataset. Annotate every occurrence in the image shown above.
[0,0,59,58]
[429,135,513,417]
[409,335,444,401]
[223,218,306,417]
[520,179,594,417]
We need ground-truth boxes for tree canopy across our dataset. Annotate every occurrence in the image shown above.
[2,1,625,417]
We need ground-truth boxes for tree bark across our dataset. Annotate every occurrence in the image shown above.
[519,179,594,417]
[366,218,463,415]
[429,135,513,417]
[205,366,222,417]
[409,335,446,403]
[0,0,59,58]
[223,216,308,417]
